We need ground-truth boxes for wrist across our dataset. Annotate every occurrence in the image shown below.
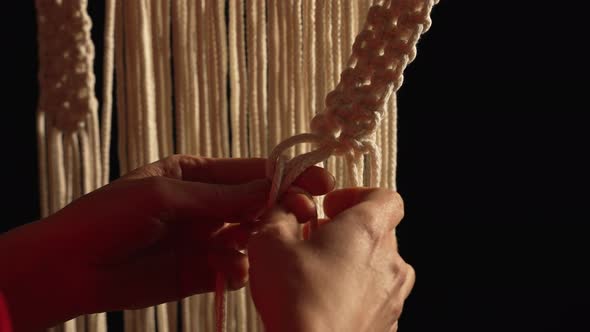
[261,300,333,332]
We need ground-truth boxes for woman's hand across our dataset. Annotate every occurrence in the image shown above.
[248,188,415,332]
[0,155,334,331]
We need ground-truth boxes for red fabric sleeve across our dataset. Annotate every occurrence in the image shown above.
[0,292,13,332]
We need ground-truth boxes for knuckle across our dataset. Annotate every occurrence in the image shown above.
[254,222,291,242]
[390,301,403,320]
[166,154,206,175]
[392,192,405,218]
[406,263,416,282]
[346,205,382,240]
[378,190,404,227]
[384,190,404,220]
[141,176,171,201]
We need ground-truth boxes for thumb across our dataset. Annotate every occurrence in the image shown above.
[147,177,271,222]
[246,200,301,258]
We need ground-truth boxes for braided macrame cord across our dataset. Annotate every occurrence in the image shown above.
[34,0,438,331]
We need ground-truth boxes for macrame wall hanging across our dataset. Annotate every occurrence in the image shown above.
[35,0,438,331]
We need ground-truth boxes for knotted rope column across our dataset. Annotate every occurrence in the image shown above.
[216,1,440,331]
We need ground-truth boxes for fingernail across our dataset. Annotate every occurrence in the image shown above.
[229,274,248,290]
[327,172,336,190]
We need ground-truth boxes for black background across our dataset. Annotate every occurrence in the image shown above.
[2,1,588,331]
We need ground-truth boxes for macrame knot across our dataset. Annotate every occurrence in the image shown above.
[36,0,97,133]
[331,135,369,156]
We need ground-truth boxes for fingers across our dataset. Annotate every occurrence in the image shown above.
[140,177,270,222]
[323,187,405,233]
[180,156,334,195]
[281,191,317,224]
[323,187,372,218]
[124,155,335,196]
[176,157,267,184]
[291,166,335,195]
[121,156,267,184]
[247,203,301,256]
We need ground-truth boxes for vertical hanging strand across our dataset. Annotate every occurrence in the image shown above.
[100,0,115,186]
[205,0,221,158]
[186,0,199,155]
[138,0,158,163]
[332,0,342,82]
[36,112,49,218]
[389,93,398,191]
[129,0,145,167]
[64,135,74,207]
[246,0,260,157]
[215,0,230,157]
[88,108,102,190]
[314,0,325,118]
[152,0,174,158]
[342,0,353,59]
[256,0,268,156]
[63,317,76,332]
[63,133,77,202]
[48,126,66,215]
[171,0,188,154]
[294,0,305,155]
[380,96,390,188]
[123,0,138,170]
[196,1,212,157]
[285,1,296,155]
[79,124,93,195]
[162,0,174,157]
[180,298,191,332]
[229,0,247,158]
[267,0,280,151]
[71,133,82,200]
[277,0,288,145]
[324,0,334,89]
[115,0,128,175]
[303,0,316,127]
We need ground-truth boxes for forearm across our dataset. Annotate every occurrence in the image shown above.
[0,220,87,331]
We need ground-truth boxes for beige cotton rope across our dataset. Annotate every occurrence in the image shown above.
[35,0,108,331]
[215,0,440,331]
[267,0,439,204]
[35,1,439,331]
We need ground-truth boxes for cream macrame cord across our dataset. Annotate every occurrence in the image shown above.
[34,0,439,331]
[216,0,440,331]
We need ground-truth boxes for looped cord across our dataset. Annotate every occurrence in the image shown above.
[265,0,438,208]
[217,1,439,331]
